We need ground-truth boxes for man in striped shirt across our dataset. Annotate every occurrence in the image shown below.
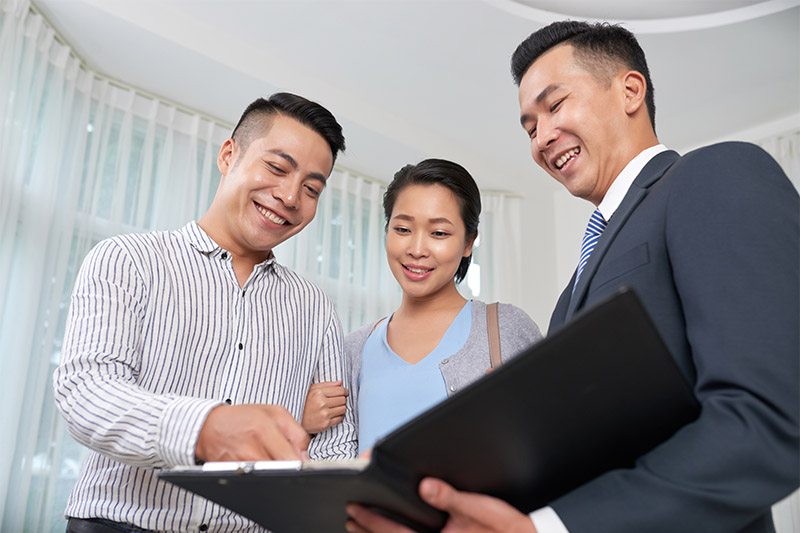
[54,93,357,532]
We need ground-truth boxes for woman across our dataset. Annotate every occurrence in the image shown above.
[302,159,542,452]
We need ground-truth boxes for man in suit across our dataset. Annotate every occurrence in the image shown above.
[346,21,799,533]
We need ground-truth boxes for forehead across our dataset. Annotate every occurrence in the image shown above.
[247,115,333,171]
[394,184,461,214]
[519,45,586,97]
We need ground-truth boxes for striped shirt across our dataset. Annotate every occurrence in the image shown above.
[53,221,356,532]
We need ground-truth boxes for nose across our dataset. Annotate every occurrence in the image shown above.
[407,232,428,258]
[535,116,558,152]
[274,176,302,209]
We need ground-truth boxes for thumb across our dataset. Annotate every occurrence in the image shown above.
[419,478,459,511]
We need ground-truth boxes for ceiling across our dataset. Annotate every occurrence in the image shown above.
[33,0,800,195]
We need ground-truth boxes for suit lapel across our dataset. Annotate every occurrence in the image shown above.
[564,150,680,321]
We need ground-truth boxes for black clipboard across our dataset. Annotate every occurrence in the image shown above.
[159,287,700,532]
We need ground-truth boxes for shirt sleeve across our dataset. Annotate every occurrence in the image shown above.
[307,309,358,460]
[530,507,571,533]
[52,239,220,468]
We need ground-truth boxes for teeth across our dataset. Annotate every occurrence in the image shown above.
[256,204,287,225]
[555,147,580,169]
[406,266,431,274]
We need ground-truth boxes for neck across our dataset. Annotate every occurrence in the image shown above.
[396,282,467,319]
[197,211,270,288]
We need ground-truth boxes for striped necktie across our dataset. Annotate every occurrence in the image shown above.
[574,209,608,292]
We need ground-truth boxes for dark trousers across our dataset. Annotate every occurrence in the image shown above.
[66,517,153,533]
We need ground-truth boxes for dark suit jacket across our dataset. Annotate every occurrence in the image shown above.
[548,142,799,533]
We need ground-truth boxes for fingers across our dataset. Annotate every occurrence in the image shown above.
[346,504,416,533]
[308,380,343,390]
[419,478,456,510]
[419,478,492,524]
[418,478,537,533]
[265,405,310,459]
[195,404,309,462]
[308,381,349,398]
[302,380,349,433]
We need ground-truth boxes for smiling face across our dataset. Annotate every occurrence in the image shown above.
[518,44,634,206]
[386,184,474,301]
[205,114,333,261]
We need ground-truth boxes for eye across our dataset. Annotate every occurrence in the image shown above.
[528,126,537,139]
[267,163,286,174]
[432,230,450,238]
[304,184,321,198]
[550,98,564,113]
[393,226,411,234]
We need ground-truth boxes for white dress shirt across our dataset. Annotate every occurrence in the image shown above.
[54,221,356,532]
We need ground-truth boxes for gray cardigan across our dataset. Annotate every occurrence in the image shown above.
[344,300,543,431]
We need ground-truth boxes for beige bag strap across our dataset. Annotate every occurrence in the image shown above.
[487,302,502,369]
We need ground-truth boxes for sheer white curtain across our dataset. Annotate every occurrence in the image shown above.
[758,128,800,190]
[468,194,524,305]
[0,3,228,530]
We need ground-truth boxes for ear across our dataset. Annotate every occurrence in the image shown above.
[463,233,477,258]
[217,138,237,176]
[621,70,647,116]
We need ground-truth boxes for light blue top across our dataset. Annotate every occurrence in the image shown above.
[357,300,472,453]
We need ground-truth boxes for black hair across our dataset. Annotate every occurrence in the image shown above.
[230,92,345,164]
[383,159,481,284]
[511,21,656,131]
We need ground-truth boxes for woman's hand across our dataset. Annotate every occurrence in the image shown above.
[301,380,349,434]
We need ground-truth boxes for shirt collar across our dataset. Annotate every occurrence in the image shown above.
[597,144,668,220]
[180,221,218,254]
[179,221,280,275]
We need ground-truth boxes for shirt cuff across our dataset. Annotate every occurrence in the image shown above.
[158,396,222,466]
[530,506,570,533]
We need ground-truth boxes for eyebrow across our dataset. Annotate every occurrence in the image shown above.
[519,83,563,127]
[392,214,454,225]
[267,149,328,186]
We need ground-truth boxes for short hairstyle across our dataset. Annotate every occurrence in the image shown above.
[383,159,481,284]
[230,92,346,164]
[511,21,656,131]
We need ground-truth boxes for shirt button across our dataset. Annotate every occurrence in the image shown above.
[238,343,243,350]
[441,358,449,365]
[199,525,208,532]
[225,399,232,405]
[221,252,228,260]
[449,385,456,392]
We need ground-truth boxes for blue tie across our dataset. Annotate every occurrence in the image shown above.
[574,209,607,292]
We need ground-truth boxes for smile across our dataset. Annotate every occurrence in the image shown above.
[405,265,433,274]
[555,147,580,169]
[255,202,288,225]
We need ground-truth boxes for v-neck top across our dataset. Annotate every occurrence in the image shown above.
[357,300,472,453]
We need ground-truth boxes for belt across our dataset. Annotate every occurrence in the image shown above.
[66,518,152,533]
